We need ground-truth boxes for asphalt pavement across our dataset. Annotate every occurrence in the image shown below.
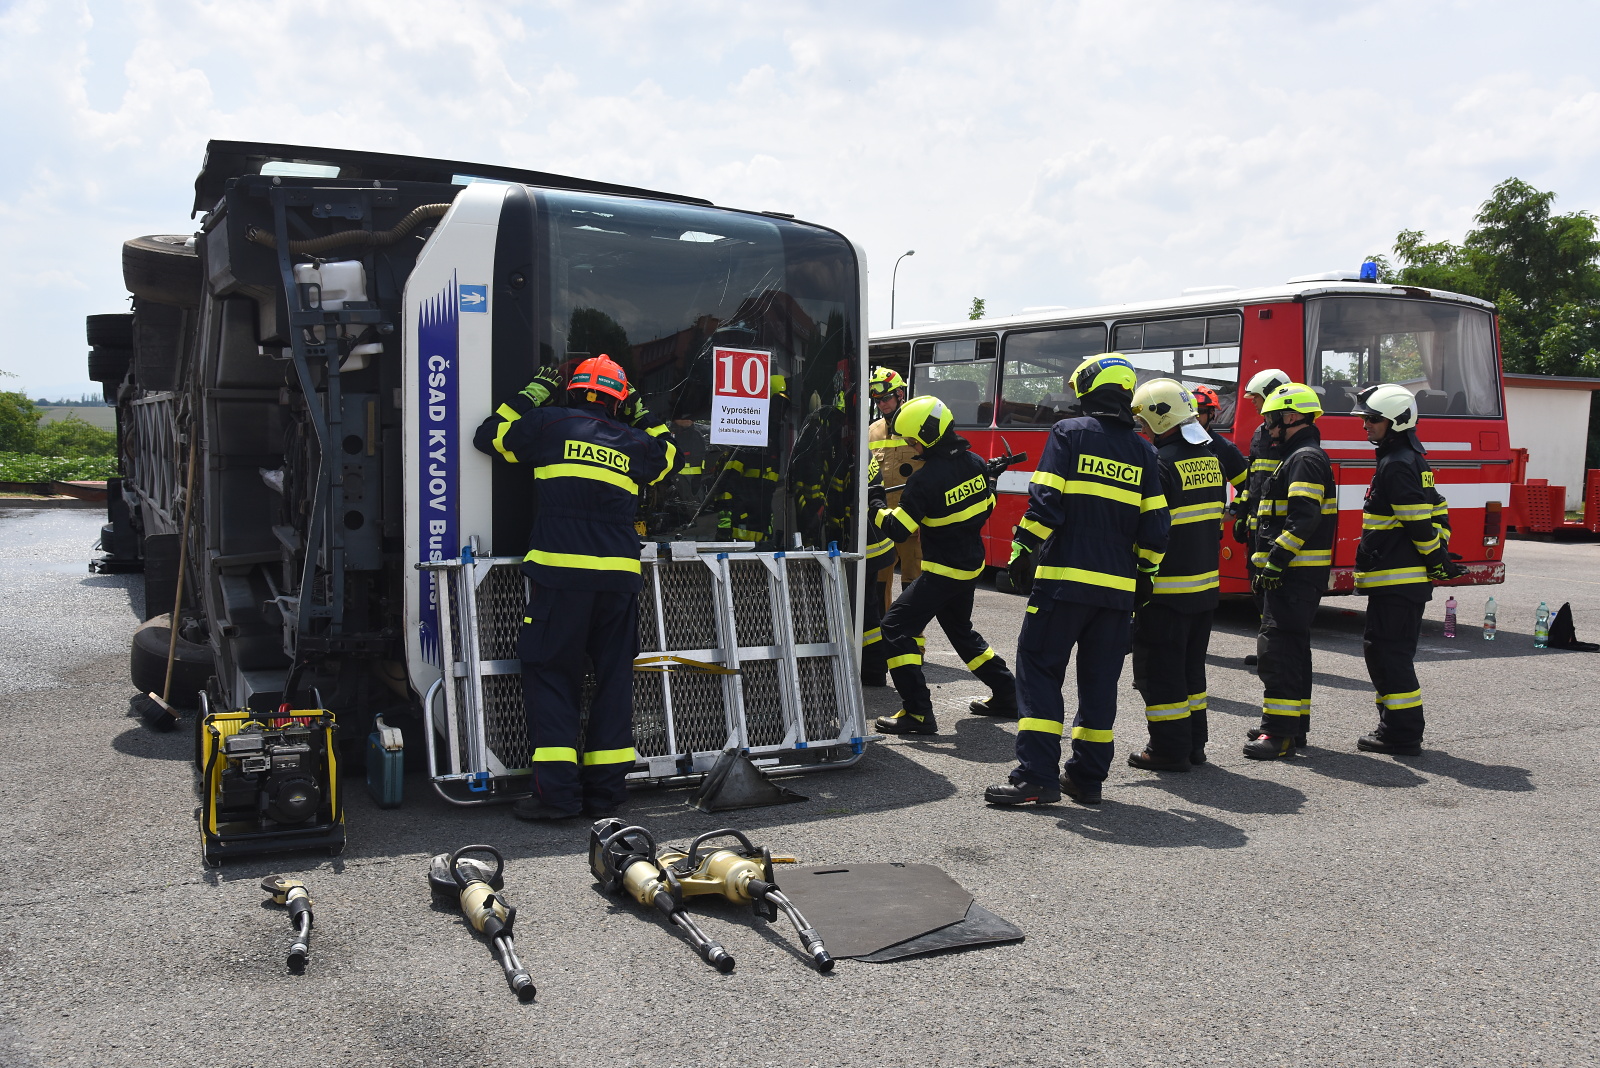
[0,506,1596,1067]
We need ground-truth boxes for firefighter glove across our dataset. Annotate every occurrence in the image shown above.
[1008,541,1035,595]
[1232,515,1249,546]
[1256,562,1285,591]
[1135,564,1157,606]
[1428,559,1464,583]
[521,366,564,407]
[867,483,888,515]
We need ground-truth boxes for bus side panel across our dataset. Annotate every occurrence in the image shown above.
[402,182,506,696]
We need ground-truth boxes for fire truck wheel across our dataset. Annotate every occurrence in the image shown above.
[130,615,214,709]
[123,235,202,307]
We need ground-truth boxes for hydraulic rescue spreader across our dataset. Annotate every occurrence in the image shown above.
[427,844,536,1001]
[588,820,833,973]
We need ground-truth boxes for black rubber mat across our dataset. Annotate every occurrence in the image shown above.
[855,901,1025,962]
[775,863,976,958]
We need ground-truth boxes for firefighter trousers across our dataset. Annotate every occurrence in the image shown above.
[860,554,897,683]
[1012,598,1131,788]
[1363,593,1426,744]
[517,586,640,814]
[1256,572,1325,738]
[880,572,1014,723]
[1131,603,1214,759]
[882,535,923,613]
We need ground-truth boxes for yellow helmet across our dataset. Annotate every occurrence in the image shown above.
[893,394,953,448]
[1070,353,1138,398]
[868,366,907,399]
[1131,378,1199,436]
[1259,382,1323,423]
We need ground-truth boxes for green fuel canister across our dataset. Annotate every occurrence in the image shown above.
[366,715,405,808]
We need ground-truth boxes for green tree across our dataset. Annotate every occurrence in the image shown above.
[968,297,986,320]
[0,391,40,452]
[34,415,116,457]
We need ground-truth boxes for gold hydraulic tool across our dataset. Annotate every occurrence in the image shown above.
[261,875,313,971]
[427,844,536,1001]
[588,820,832,972]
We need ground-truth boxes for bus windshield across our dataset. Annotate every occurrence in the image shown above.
[1305,296,1500,417]
[536,190,862,548]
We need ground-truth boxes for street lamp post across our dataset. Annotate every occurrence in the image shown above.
[890,249,915,329]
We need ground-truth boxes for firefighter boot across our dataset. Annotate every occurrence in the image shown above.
[969,688,1018,718]
[875,709,937,735]
[1057,770,1103,806]
[984,776,1061,806]
[1246,724,1308,748]
[1242,734,1297,761]
[1129,718,1190,772]
[1357,732,1422,757]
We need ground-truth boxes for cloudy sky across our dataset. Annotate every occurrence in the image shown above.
[3,0,1598,397]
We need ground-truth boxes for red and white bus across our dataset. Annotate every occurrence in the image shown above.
[869,276,1509,595]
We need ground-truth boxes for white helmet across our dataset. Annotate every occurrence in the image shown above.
[1132,378,1202,438]
[1245,368,1292,400]
[1356,383,1419,433]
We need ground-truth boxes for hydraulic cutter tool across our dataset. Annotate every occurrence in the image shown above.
[427,844,535,1001]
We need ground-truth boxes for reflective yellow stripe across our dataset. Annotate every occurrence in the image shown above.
[921,559,985,580]
[1377,690,1422,710]
[1072,726,1113,743]
[492,405,521,462]
[1018,516,1053,541]
[679,464,703,475]
[582,747,637,765]
[915,636,926,648]
[1287,482,1323,499]
[1018,717,1063,735]
[1251,458,1279,473]
[532,747,578,762]
[524,549,642,574]
[1188,692,1207,711]
[886,653,922,669]
[867,537,896,559]
[1321,500,1338,514]
[1151,570,1219,592]
[924,495,995,527]
[886,506,919,533]
[1263,697,1310,715]
[646,424,669,437]
[868,438,907,449]
[862,627,882,646]
[1026,605,1038,613]
[1145,699,1190,722]
[1035,565,1136,591]
[1170,502,1224,525]
[1288,549,1332,566]
[1362,513,1401,530]
[1141,493,1168,513]
[534,462,639,495]
[1393,502,1432,519]
[1230,470,1248,487]
[1061,479,1141,507]
[1354,566,1428,588]
[1274,531,1304,553]
[965,647,996,671]
[653,440,676,484]
[1031,469,1069,493]
[1411,535,1442,555]
[1136,545,1164,566]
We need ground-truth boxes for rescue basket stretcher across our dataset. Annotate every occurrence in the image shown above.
[417,544,872,805]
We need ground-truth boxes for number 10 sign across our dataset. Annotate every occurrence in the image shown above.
[709,347,771,445]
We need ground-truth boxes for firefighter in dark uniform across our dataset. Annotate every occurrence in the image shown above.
[473,356,672,819]
[868,367,923,610]
[859,452,900,687]
[1232,369,1292,667]
[870,395,1018,734]
[1244,383,1335,760]
[1191,384,1247,496]
[1127,379,1227,771]
[985,355,1170,807]
[1352,383,1460,755]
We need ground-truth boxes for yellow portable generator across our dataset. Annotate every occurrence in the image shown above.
[198,707,345,866]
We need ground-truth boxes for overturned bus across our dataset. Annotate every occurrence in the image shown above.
[91,141,871,801]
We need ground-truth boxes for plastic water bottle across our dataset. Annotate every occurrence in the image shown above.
[1535,602,1549,648]
[1483,596,1497,641]
[1444,596,1457,638]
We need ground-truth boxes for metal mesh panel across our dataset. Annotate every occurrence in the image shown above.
[631,672,670,757]
[740,659,787,747]
[475,566,526,660]
[638,570,661,652]
[728,559,776,647]
[483,674,530,768]
[668,673,730,753]
[798,656,844,742]
[787,558,832,643]
[658,561,718,650]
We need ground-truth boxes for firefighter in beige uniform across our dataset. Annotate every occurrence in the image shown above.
[869,367,922,611]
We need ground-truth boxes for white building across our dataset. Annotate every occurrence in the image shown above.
[1503,373,1600,498]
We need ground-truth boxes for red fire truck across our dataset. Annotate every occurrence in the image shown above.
[868,275,1509,595]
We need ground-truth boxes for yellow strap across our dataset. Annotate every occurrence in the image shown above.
[633,655,739,675]
[923,495,995,527]
[1141,493,1168,513]
[868,438,907,449]
[965,647,996,671]
[921,560,985,580]
[1018,717,1064,735]
[1017,516,1053,541]
[1353,566,1428,588]
[1035,565,1135,591]
[532,747,577,763]
[1377,690,1423,710]
[886,653,922,669]
[534,462,639,495]
[524,549,642,574]
[582,747,637,766]
[1150,570,1219,592]
[1071,726,1113,743]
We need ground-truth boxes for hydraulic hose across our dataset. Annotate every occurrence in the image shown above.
[246,203,452,255]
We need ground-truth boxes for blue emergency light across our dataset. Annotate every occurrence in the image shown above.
[1360,261,1380,282]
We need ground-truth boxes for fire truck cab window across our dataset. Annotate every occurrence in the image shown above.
[1305,296,1500,417]
[998,324,1108,426]
[912,336,996,426]
[1108,313,1243,428]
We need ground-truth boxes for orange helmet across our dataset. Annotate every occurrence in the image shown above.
[1191,385,1221,412]
[567,355,629,404]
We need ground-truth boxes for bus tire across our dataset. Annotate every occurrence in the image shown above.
[87,346,132,384]
[86,313,135,349]
[123,235,202,307]
[130,615,213,708]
